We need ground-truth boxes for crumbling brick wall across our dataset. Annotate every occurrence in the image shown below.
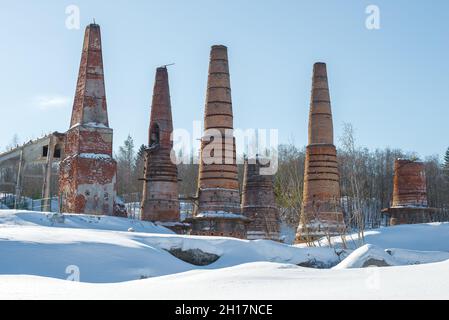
[59,23,119,216]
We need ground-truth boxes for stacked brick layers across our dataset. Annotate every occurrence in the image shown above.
[59,24,119,216]
[383,159,436,225]
[392,159,428,207]
[189,45,248,239]
[141,67,180,223]
[197,45,240,214]
[241,159,280,241]
[187,218,248,239]
[296,63,345,242]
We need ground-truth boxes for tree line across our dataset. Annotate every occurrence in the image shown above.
[116,127,449,230]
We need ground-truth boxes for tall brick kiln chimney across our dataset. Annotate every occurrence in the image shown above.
[187,45,249,239]
[382,159,436,225]
[197,45,240,213]
[241,158,280,241]
[59,24,118,216]
[141,67,180,224]
[296,63,345,242]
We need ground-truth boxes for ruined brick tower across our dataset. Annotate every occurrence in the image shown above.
[392,159,428,208]
[296,63,345,242]
[382,159,436,225]
[59,24,118,215]
[187,45,249,239]
[141,67,180,223]
[241,158,280,241]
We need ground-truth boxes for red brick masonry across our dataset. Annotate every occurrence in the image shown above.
[59,24,119,216]
[296,63,345,242]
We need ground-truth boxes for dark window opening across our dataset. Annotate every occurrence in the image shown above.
[42,145,49,157]
[54,146,61,158]
[150,124,160,146]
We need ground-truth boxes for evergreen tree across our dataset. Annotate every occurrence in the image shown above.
[134,144,147,184]
[136,144,147,161]
[445,147,449,170]
[116,135,136,195]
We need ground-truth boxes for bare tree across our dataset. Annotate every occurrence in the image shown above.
[5,134,20,151]
[273,144,305,227]
[339,123,365,242]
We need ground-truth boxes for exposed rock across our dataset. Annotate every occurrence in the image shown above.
[361,258,392,268]
[48,213,65,224]
[297,259,336,269]
[167,248,220,266]
[297,249,349,269]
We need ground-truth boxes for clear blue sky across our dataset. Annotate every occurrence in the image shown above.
[0,0,448,159]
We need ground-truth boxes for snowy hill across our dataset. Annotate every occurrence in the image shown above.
[0,210,339,283]
[0,209,448,299]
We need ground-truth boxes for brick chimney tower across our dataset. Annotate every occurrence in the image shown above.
[296,63,345,242]
[59,24,118,216]
[187,45,249,239]
[392,159,428,208]
[382,159,436,225]
[141,67,180,224]
[241,158,280,241]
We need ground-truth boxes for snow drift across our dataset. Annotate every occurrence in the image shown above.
[0,210,340,283]
[1,260,449,300]
[1,209,449,299]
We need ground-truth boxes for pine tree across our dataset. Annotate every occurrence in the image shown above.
[134,144,147,183]
[136,144,146,160]
[445,147,449,170]
[116,135,136,195]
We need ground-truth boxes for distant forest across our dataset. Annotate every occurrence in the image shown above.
[114,124,449,230]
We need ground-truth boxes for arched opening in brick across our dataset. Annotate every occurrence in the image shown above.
[150,123,160,147]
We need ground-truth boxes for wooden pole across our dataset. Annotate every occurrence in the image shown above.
[14,149,24,209]
[42,136,55,212]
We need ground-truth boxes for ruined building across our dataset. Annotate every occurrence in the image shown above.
[296,63,345,242]
[141,67,182,229]
[382,159,436,225]
[59,24,119,216]
[241,158,280,241]
[0,133,65,211]
[187,45,249,239]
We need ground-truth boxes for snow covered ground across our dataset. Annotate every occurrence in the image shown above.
[333,244,449,269]
[0,210,172,234]
[0,209,448,299]
[0,210,339,283]
[314,223,449,252]
[1,261,449,300]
